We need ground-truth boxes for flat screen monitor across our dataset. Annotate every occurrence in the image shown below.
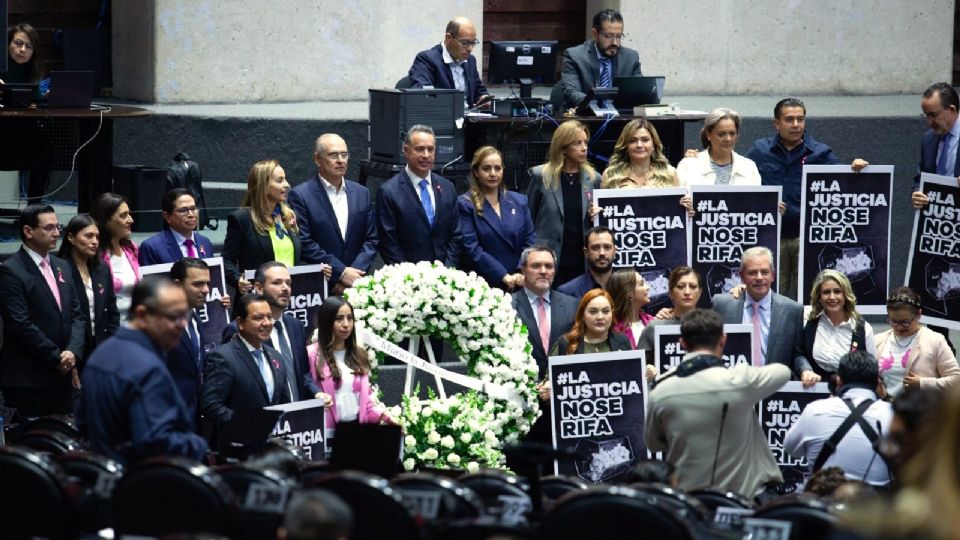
[487,40,558,98]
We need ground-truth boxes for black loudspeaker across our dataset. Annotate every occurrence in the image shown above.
[368,88,464,165]
[112,165,167,232]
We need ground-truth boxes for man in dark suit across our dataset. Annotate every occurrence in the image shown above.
[0,205,85,417]
[167,257,212,426]
[288,134,377,295]
[376,125,461,267]
[78,276,208,464]
[138,189,215,266]
[201,293,292,424]
[558,9,641,111]
[710,246,819,387]
[408,16,490,108]
[557,226,616,302]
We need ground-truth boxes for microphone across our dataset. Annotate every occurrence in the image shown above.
[710,403,729,486]
[440,154,463,176]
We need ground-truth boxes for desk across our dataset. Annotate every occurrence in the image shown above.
[0,104,151,211]
[464,113,705,192]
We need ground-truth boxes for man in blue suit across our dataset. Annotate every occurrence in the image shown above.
[376,125,461,267]
[138,189,215,266]
[167,257,212,426]
[408,16,490,108]
[557,226,616,302]
[288,134,377,295]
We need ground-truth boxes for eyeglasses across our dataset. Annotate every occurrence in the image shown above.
[174,206,199,215]
[148,307,189,323]
[600,33,625,41]
[326,151,350,160]
[448,34,480,47]
[888,316,917,327]
[11,38,33,51]
[33,223,62,233]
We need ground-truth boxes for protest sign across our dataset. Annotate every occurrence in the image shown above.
[594,187,690,314]
[690,186,781,307]
[799,165,892,314]
[549,350,647,483]
[905,173,960,330]
[651,323,755,376]
[245,264,329,337]
[141,256,228,353]
[759,381,830,494]
[266,398,327,460]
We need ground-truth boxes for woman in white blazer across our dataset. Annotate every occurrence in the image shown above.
[677,108,761,186]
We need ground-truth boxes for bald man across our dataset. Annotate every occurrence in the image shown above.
[288,134,378,294]
[408,16,491,108]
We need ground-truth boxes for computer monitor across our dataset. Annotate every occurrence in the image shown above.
[487,40,559,99]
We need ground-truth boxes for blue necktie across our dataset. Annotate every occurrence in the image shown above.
[599,56,612,88]
[938,132,952,176]
[418,179,435,227]
[252,349,274,401]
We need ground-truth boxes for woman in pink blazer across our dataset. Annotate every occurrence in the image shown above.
[91,192,140,317]
[308,296,394,426]
[876,287,960,398]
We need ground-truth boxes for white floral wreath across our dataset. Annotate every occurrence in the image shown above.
[345,261,540,471]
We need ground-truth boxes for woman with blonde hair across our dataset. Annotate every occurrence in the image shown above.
[677,108,761,186]
[601,119,679,189]
[223,159,303,293]
[458,146,536,290]
[550,288,631,356]
[801,269,877,378]
[527,120,601,285]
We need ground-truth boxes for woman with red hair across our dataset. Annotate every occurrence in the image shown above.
[550,288,631,356]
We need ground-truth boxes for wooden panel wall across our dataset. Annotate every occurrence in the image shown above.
[482,0,586,80]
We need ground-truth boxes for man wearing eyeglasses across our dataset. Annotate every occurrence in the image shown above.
[138,188,215,266]
[408,16,491,109]
[288,133,377,295]
[0,204,85,417]
[558,9,641,111]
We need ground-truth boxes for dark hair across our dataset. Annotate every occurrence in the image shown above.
[283,488,353,540]
[315,296,371,380]
[621,459,676,485]
[90,192,134,253]
[592,9,623,32]
[161,188,194,215]
[254,261,288,285]
[887,286,922,315]
[520,244,556,267]
[837,350,879,387]
[8,23,44,82]
[605,269,638,325]
[774,97,806,119]
[170,257,209,283]
[233,293,268,320]
[679,309,724,351]
[922,82,960,111]
[129,275,174,319]
[585,225,614,246]
[17,204,56,242]
[892,388,942,434]
[57,213,99,265]
[668,266,700,292]
[804,467,847,498]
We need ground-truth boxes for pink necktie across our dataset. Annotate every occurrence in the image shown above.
[537,296,550,354]
[40,258,62,310]
[184,238,197,258]
[751,300,763,366]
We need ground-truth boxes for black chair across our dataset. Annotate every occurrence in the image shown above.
[15,414,82,441]
[218,464,297,540]
[629,482,710,522]
[299,461,333,486]
[459,470,531,523]
[10,428,83,455]
[688,488,755,513]
[540,475,588,504]
[541,486,696,540]
[396,76,413,90]
[54,450,123,535]
[305,470,419,540]
[393,473,483,522]
[0,446,73,539]
[754,496,838,540]
[112,457,237,537]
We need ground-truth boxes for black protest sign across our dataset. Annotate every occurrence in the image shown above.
[906,174,960,331]
[549,350,647,484]
[800,165,892,314]
[245,264,329,337]
[594,187,690,314]
[653,323,755,376]
[266,399,327,460]
[690,186,781,307]
[141,256,229,353]
[759,381,830,494]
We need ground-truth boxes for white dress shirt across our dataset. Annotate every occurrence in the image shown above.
[239,334,274,392]
[332,349,359,421]
[812,315,877,373]
[321,176,349,240]
[406,166,436,210]
[441,43,467,95]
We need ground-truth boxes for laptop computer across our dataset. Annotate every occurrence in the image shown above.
[613,75,665,111]
[46,70,95,108]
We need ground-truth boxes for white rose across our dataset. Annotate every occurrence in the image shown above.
[427,431,442,445]
[440,435,455,449]
[404,435,417,448]
[466,461,480,473]
[423,448,439,460]
[403,458,416,471]
[421,406,434,417]
[484,430,498,443]
[446,453,461,465]
[460,432,473,444]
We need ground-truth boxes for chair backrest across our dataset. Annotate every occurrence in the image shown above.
[540,475,588,504]
[688,488,756,513]
[218,464,296,540]
[55,450,123,535]
[393,473,483,523]
[306,470,419,540]
[755,496,838,540]
[396,76,413,90]
[112,457,237,537]
[11,428,83,455]
[541,486,696,540]
[459,470,532,523]
[0,446,72,539]
[630,482,710,522]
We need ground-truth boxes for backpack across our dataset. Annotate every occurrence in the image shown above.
[166,152,218,230]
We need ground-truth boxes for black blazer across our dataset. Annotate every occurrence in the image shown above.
[67,259,120,362]
[511,289,579,379]
[0,248,85,390]
[200,336,292,423]
[551,332,632,356]
[221,312,311,400]
[222,208,302,290]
